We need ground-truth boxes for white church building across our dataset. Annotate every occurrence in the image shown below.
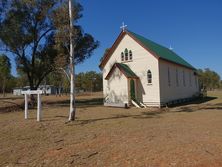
[99,29,200,107]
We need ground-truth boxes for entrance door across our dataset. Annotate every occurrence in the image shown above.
[130,79,136,100]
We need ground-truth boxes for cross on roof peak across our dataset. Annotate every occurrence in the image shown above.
[120,22,127,32]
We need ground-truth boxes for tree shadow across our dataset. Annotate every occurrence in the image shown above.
[45,98,103,108]
[67,111,162,126]
[0,101,24,113]
[0,96,23,100]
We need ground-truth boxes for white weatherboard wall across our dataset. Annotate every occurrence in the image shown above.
[103,34,161,106]
[159,59,199,104]
[106,67,128,105]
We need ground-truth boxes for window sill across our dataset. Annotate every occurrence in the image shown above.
[147,83,152,86]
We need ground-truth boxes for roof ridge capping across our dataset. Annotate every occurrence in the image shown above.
[126,30,196,70]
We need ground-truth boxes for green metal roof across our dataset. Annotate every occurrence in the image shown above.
[116,63,138,78]
[105,63,138,79]
[127,30,195,70]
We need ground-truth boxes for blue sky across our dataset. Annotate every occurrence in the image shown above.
[8,0,222,78]
[76,0,222,77]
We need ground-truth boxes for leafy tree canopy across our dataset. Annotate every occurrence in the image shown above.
[0,0,99,90]
[0,54,13,96]
[197,68,221,90]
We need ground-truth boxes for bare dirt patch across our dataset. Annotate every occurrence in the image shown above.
[0,91,222,166]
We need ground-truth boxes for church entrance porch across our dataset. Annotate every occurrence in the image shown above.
[104,63,139,107]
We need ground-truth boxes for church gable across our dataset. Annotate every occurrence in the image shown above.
[101,32,157,77]
[99,30,195,71]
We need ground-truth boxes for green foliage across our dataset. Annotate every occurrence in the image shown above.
[75,71,102,92]
[45,70,69,90]
[0,54,10,76]
[0,0,99,90]
[0,54,15,95]
[197,68,221,90]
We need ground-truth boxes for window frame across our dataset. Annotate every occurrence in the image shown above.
[147,70,152,84]
[183,70,186,86]
[176,69,179,86]
[129,50,132,60]
[124,48,128,61]
[168,67,171,87]
[121,52,124,61]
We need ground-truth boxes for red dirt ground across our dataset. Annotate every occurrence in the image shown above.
[0,91,222,166]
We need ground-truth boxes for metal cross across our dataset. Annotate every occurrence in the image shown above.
[120,22,127,32]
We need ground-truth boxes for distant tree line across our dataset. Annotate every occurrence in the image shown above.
[0,54,16,96]
[0,55,102,96]
[75,71,102,92]
[197,68,221,90]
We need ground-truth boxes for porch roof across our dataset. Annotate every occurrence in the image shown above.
[105,63,138,80]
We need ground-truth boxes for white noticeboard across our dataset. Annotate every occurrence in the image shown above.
[21,90,43,122]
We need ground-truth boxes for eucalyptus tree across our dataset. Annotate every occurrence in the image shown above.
[0,0,99,119]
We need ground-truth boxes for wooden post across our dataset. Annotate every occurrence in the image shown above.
[37,93,42,122]
[24,94,28,119]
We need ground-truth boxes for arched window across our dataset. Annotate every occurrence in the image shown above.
[124,48,128,61]
[147,70,152,84]
[121,52,124,61]
[129,50,132,60]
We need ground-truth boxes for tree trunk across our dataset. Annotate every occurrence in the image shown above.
[2,85,5,97]
[68,0,76,121]
[2,78,6,97]
[29,82,36,108]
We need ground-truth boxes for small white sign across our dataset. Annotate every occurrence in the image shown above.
[21,89,43,122]
[21,90,43,95]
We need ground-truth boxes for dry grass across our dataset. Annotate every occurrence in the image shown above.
[0,91,222,166]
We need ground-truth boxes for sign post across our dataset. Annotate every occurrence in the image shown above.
[21,90,43,122]
[24,94,28,119]
[37,93,42,121]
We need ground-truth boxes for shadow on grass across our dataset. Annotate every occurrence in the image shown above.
[0,101,24,113]
[171,96,221,113]
[0,96,23,100]
[168,96,217,108]
[0,98,103,113]
[67,111,162,126]
[45,98,103,108]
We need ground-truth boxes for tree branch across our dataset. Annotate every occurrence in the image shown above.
[35,71,50,89]
[58,67,70,81]
[31,28,53,68]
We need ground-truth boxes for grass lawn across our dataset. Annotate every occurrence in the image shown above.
[0,91,222,166]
